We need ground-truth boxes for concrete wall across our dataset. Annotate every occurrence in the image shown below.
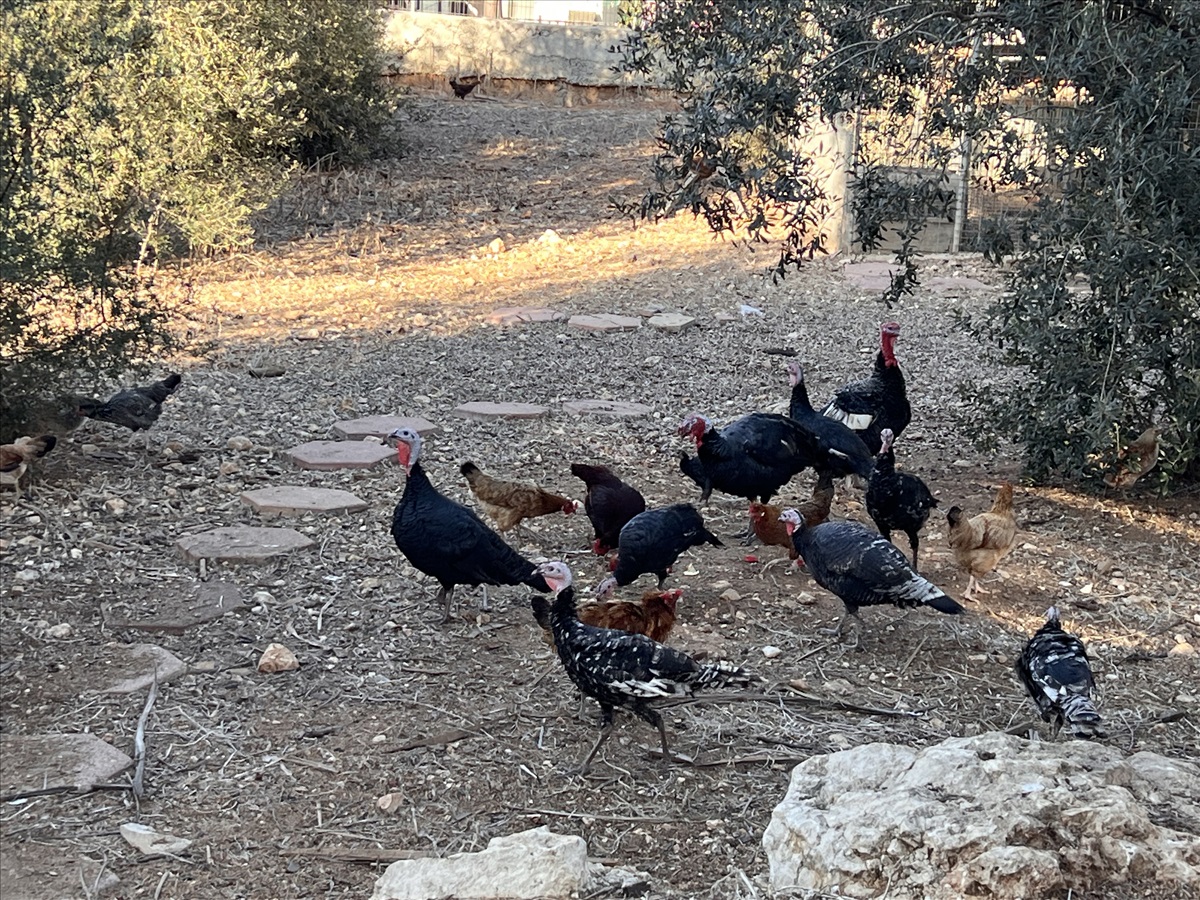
[381,9,663,89]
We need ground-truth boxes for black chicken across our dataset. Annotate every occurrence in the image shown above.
[780,508,963,649]
[449,75,481,98]
[570,463,646,555]
[820,321,911,455]
[532,561,754,774]
[784,362,873,480]
[865,427,938,570]
[388,428,549,623]
[77,373,182,432]
[597,503,722,598]
[1016,607,1105,738]
[677,412,822,505]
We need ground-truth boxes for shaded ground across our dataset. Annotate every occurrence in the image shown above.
[2,96,1197,899]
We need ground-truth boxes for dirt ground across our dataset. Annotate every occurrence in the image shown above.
[2,95,1198,900]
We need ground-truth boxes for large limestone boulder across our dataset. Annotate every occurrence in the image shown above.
[371,827,589,900]
[763,731,1200,900]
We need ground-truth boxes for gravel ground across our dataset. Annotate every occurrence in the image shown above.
[2,96,1197,900]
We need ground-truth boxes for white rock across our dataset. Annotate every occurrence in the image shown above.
[537,229,562,244]
[120,822,192,857]
[763,732,1200,900]
[46,623,73,639]
[372,826,589,900]
[103,497,128,516]
[226,435,254,451]
[762,645,782,659]
[257,643,299,673]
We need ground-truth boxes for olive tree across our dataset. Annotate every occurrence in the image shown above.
[617,1,1199,487]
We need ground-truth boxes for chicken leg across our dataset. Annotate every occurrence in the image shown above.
[819,608,865,651]
[578,707,616,775]
[435,586,455,624]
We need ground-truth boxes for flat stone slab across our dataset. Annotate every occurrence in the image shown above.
[924,275,994,293]
[176,526,315,564]
[95,644,189,694]
[843,261,900,291]
[648,313,697,332]
[0,733,133,796]
[285,440,395,470]
[453,402,549,421]
[331,415,440,441]
[241,486,369,517]
[486,306,566,325]
[567,313,642,332]
[102,582,245,634]
[562,400,654,418]
[1,845,121,899]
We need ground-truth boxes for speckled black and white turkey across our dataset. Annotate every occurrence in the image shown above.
[1015,607,1105,738]
[780,508,963,648]
[531,561,754,774]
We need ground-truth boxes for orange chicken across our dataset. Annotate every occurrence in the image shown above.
[460,461,576,533]
[946,483,1018,601]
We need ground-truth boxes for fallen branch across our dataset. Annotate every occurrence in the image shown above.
[132,672,159,799]
[280,847,431,864]
[658,691,927,719]
[649,749,807,768]
[0,783,133,804]
[514,808,686,824]
[383,728,476,753]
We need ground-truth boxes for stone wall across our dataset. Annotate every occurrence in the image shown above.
[381,9,665,92]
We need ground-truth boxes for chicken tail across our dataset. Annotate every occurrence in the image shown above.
[145,373,183,403]
[990,482,1014,515]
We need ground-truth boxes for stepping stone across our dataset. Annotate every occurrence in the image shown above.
[562,400,653,418]
[924,275,993,293]
[453,401,549,421]
[1,845,121,899]
[285,440,395,470]
[842,260,900,291]
[331,415,440,441]
[95,644,189,694]
[567,313,642,332]
[0,733,133,796]
[241,486,369,517]
[648,313,697,332]
[485,307,565,325]
[635,303,666,317]
[102,582,246,635]
[176,526,315,564]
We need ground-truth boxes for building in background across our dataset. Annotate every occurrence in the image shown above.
[386,0,624,26]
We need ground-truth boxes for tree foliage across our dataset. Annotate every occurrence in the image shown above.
[617,1,1200,488]
[0,0,400,439]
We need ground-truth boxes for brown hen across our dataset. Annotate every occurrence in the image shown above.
[1103,425,1163,489]
[947,482,1017,601]
[0,434,57,491]
[748,472,835,561]
[531,588,682,651]
[460,461,576,533]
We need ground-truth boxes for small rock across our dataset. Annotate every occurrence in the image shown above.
[258,643,299,673]
[120,822,192,857]
[762,646,782,659]
[488,237,506,254]
[226,435,254,451]
[251,590,275,606]
[248,366,286,378]
[377,792,404,813]
[714,312,737,323]
[219,461,240,476]
[295,327,322,341]
[952,459,973,468]
[710,580,733,592]
[719,588,741,603]
[1169,641,1195,656]
[103,497,128,517]
[738,304,764,316]
[46,623,73,639]
[537,229,562,244]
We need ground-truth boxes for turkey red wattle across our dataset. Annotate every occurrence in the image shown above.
[395,442,412,473]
